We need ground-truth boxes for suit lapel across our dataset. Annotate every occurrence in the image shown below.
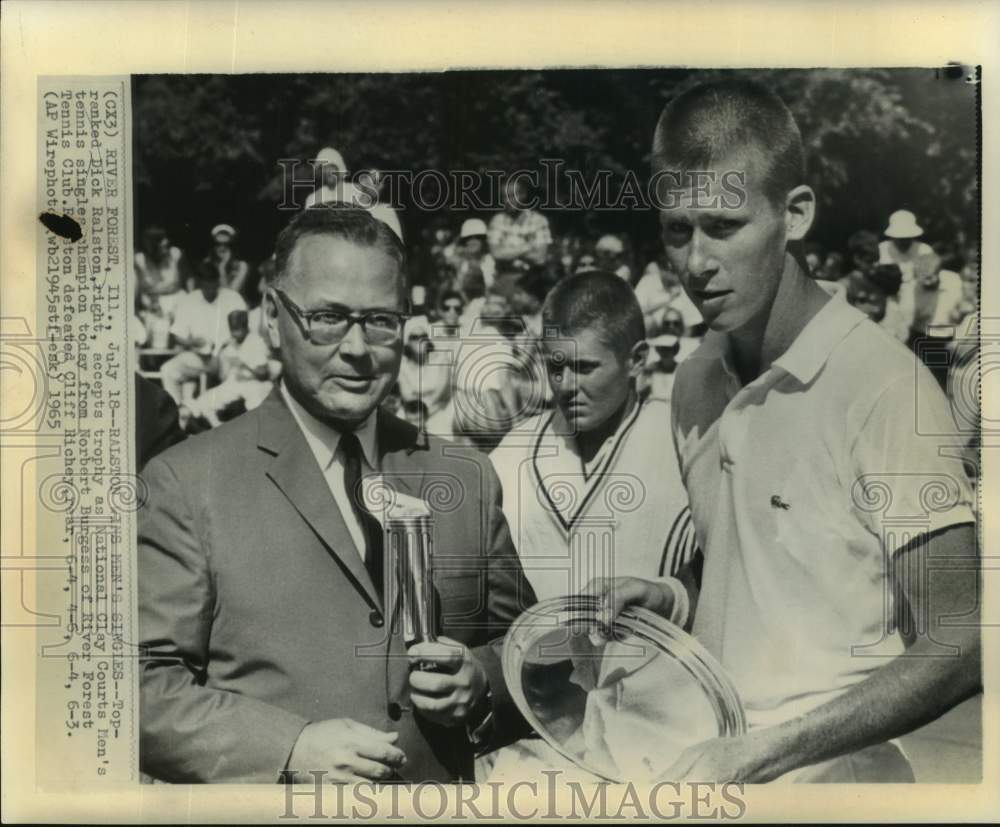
[376,409,426,505]
[257,390,383,611]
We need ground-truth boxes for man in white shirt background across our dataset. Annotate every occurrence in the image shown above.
[878,208,934,282]
[487,176,552,269]
[184,309,274,426]
[900,249,966,391]
[160,264,247,403]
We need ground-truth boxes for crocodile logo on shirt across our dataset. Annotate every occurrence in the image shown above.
[770,495,791,510]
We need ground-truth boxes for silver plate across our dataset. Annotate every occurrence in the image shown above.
[501,595,747,782]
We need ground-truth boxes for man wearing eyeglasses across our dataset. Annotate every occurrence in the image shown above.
[138,206,536,784]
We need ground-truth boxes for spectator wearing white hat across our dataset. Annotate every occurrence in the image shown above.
[396,315,453,433]
[487,177,551,268]
[305,147,352,208]
[878,209,933,283]
[203,224,251,296]
[898,250,965,390]
[448,218,496,290]
[594,234,631,283]
[305,147,404,241]
[633,258,703,337]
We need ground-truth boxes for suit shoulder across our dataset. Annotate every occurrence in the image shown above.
[405,435,502,495]
[423,432,494,467]
[377,412,489,476]
[377,408,421,450]
[147,407,260,475]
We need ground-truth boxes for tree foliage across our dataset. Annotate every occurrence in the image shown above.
[133,68,978,270]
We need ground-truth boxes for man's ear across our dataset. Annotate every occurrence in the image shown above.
[264,288,281,350]
[784,184,816,242]
[629,340,650,378]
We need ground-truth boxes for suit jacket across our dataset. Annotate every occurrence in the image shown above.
[135,373,185,471]
[139,389,536,783]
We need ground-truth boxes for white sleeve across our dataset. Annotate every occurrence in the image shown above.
[239,335,271,370]
[849,367,975,555]
[168,294,190,339]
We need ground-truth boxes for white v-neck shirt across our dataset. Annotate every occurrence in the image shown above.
[491,396,696,600]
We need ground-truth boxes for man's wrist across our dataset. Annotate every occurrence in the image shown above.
[652,576,690,626]
[279,720,313,782]
[747,720,804,781]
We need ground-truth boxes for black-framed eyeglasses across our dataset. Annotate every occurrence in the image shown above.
[273,288,408,346]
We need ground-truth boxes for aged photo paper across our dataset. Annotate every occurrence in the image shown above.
[2,1,998,822]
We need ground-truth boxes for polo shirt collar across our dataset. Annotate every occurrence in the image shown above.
[705,296,867,387]
[771,297,867,384]
[280,381,378,471]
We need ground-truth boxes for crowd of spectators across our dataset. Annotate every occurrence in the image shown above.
[806,210,979,391]
[134,155,980,455]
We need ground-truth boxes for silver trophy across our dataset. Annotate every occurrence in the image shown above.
[384,496,437,656]
[385,514,437,644]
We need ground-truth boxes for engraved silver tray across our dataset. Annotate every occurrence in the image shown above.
[501,595,747,782]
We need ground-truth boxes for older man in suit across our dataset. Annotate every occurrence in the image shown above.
[139,206,536,783]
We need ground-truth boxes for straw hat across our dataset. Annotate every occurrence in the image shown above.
[883,210,923,239]
[315,147,347,173]
[460,218,488,240]
[595,234,624,254]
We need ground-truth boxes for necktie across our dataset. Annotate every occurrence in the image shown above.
[340,431,384,599]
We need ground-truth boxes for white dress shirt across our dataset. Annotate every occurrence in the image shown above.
[280,382,381,559]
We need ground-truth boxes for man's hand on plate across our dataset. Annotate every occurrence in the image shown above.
[584,576,678,632]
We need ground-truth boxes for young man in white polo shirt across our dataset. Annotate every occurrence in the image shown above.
[595,78,980,783]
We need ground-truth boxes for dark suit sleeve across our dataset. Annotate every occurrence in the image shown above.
[469,454,537,750]
[135,373,185,471]
[139,455,309,782]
